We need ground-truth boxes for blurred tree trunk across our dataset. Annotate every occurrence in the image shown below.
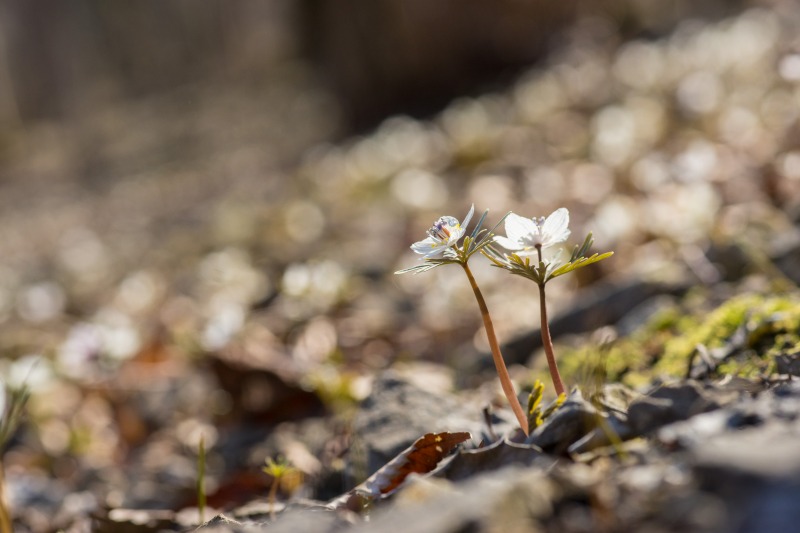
[0,0,748,133]
[302,0,580,130]
[0,0,300,126]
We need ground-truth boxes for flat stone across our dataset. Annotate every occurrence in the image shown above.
[628,381,722,434]
[527,392,599,454]
[350,370,487,479]
[775,354,800,376]
[349,466,554,533]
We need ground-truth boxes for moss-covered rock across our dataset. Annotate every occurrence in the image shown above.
[558,291,800,389]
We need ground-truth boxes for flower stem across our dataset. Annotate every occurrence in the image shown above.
[0,462,11,533]
[269,475,279,520]
[461,263,529,435]
[538,282,566,396]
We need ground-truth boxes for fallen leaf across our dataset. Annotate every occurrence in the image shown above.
[329,431,471,508]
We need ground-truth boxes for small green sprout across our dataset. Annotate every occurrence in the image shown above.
[262,457,300,520]
[527,380,546,430]
[197,434,207,524]
[527,379,567,431]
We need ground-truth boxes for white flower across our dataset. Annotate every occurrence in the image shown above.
[410,205,475,259]
[494,208,571,256]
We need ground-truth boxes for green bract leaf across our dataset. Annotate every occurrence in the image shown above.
[570,232,594,263]
[483,247,547,284]
[547,251,614,280]
[0,381,30,451]
[479,211,511,243]
[394,259,455,275]
[470,209,490,241]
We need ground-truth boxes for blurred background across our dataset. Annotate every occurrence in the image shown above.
[1,0,800,530]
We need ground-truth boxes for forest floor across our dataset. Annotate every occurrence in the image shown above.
[2,2,800,532]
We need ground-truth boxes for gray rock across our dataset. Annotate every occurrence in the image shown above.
[192,514,251,532]
[349,466,554,533]
[434,438,557,482]
[591,383,643,414]
[734,481,800,533]
[526,392,600,454]
[628,381,723,434]
[192,507,351,533]
[262,509,347,533]
[775,353,800,376]
[567,412,634,454]
[350,371,486,479]
[670,385,800,533]
[615,295,681,336]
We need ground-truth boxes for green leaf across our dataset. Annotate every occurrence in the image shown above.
[469,209,490,240]
[571,232,594,262]
[536,260,549,280]
[481,245,504,263]
[470,211,510,256]
[0,382,30,451]
[479,211,511,243]
[547,251,614,280]
[527,380,545,430]
[395,264,436,275]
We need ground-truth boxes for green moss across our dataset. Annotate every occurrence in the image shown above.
[558,291,800,388]
[556,303,689,388]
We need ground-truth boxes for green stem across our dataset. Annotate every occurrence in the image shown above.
[269,475,279,520]
[538,282,566,397]
[462,263,529,435]
[197,435,206,524]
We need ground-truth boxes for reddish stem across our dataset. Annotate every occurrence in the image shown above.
[538,282,566,396]
[462,263,529,435]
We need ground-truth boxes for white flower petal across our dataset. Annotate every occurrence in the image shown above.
[423,248,447,258]
[416,245,447,258]
[406,205,478,264]
[541,208,571,246]
[543,246,566,265]
[461,204,475,229]
[493,235,523,250]
[410,237,440,255]
[504,213,537,244]
[448,225,467,246]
